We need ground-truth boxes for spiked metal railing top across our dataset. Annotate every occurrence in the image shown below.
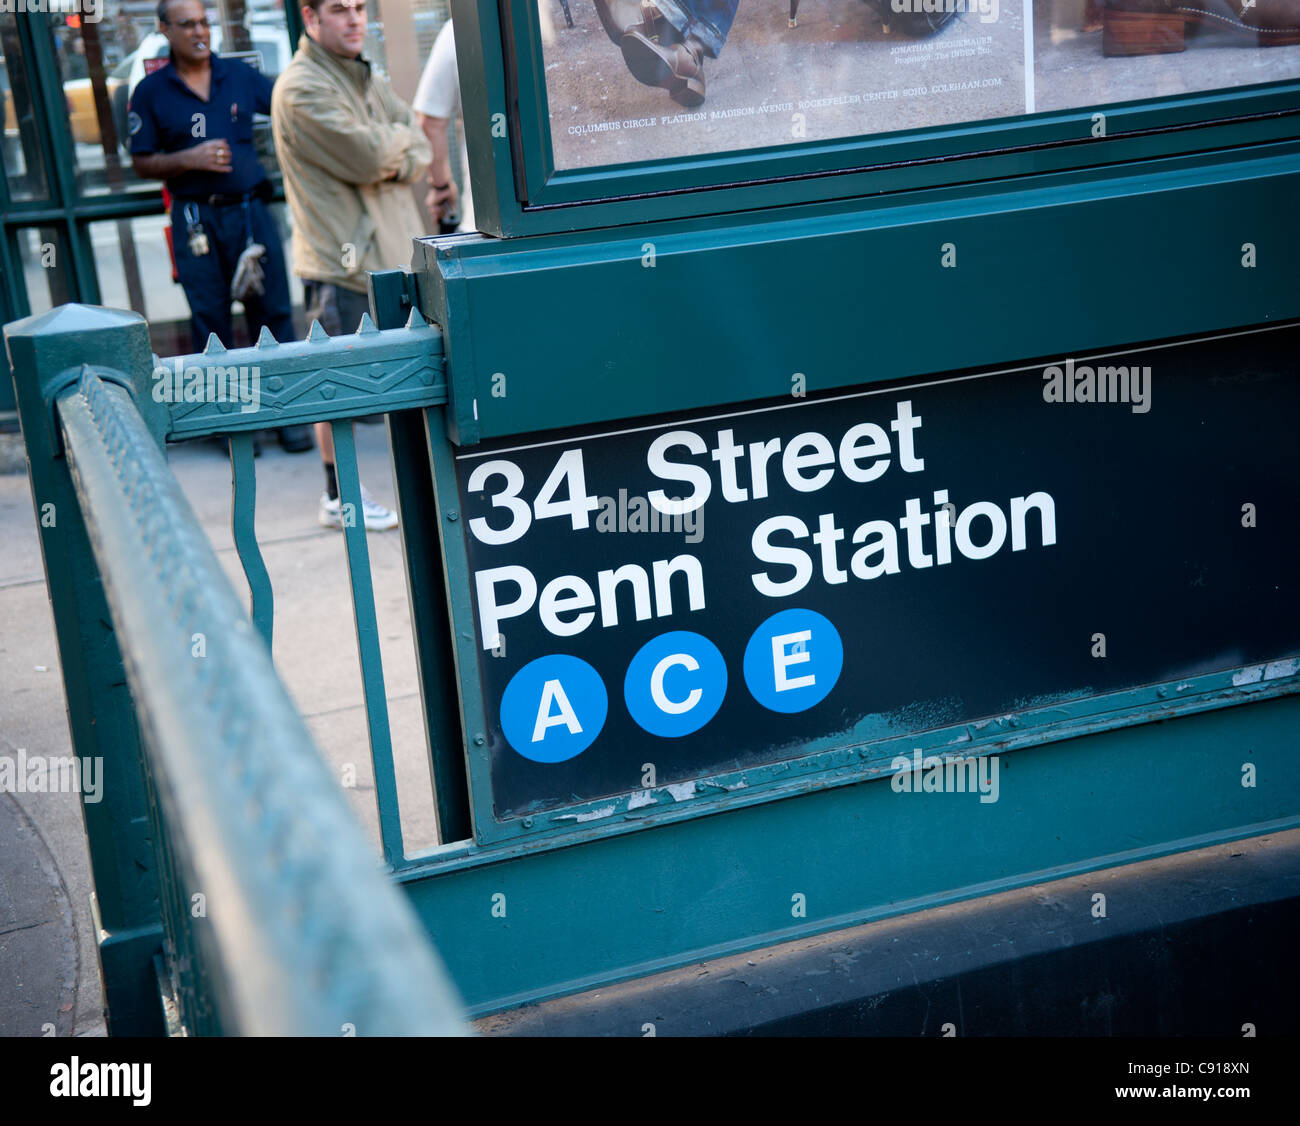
[162,309,446,441]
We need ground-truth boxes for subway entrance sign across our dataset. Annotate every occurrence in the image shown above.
[451,325,1300,824]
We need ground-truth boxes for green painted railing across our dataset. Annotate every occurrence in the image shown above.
[6,302,464,1035]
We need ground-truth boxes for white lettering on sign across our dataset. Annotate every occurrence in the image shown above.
[533,679,582,742]
[461,398,1058,649]
[749,494,1055,596]
[651,653,702,714]
[476,565,537,653]
[640,401,925,514]
[772,631,815,691]
[474,557,705,649]
[647,431,713,514]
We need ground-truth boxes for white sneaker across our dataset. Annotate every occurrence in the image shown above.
[318,485,399,531]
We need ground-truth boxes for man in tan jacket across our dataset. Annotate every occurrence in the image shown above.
[271,0,431,530]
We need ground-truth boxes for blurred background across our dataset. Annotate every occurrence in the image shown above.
[0,0,458,420]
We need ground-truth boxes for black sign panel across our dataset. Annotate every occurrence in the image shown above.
[454,327,1300,819]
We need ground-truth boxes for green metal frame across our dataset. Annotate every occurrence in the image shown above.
[9,270,1299,1025]
[399,701,1300,1015]
[7,303,468,1035]
[390,121,1300,1005]
[6,0,1299,1030]
[453,0,1300,236]
[419,142,1300,446]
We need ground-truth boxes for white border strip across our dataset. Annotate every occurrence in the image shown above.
[1024,0,1036,115]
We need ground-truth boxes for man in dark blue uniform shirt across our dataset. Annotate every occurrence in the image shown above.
[129,0,312,453]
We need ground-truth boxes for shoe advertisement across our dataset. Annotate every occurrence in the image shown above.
[540,0,1300,170]
[1037,0,1300,111]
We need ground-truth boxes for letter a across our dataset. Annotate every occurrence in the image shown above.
[532,679,582,742]
[50,1064,71,1098]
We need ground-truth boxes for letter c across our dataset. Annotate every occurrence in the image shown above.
[650,653,702,715]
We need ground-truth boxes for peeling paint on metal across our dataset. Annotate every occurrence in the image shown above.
[574,805,617,822]
[551,803,618,823]
[1233,666,1265,686]
[666,782,696,802]
[1265,658,1299,680]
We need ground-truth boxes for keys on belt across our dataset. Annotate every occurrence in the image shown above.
[182,202,210,257]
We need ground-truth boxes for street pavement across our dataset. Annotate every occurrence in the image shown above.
[0,422,433,1036]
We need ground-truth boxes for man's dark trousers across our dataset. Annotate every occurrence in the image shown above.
[171,194,295,349]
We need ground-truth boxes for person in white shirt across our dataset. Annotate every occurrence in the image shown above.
[412,19,473,233]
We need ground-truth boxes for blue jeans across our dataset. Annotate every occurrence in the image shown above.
[171,194,295,352]
[656,0,739,57]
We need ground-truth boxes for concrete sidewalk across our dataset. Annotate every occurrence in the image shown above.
[0,423,435,1037]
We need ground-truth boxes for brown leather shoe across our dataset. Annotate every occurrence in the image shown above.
[1103,0,1300,54]
[620,24,708,107]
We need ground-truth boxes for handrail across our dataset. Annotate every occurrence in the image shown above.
[55,364,467,1035]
